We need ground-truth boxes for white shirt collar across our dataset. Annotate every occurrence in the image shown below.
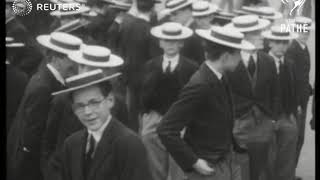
[297,40,306,50]
[163,54,180,72]
[241,50,257,68]
[268,51,284,74]
[47,64,65,85]
[205,61,223,80]
[184,18,194,27]
[88,115,112,143]
[129,8,151,22]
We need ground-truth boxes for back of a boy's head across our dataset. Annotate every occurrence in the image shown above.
[137,0,154,13]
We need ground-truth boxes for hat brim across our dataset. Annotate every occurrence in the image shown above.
[167,0,193,13]
[233,9,283,20]
[54,19,81,32]
[50,6,90,16]
[232,9,250,15]
[109,4,131,10]
[6,43,25,48]
[68,51,124,67]
[260,12,282,20]
[36,35,81,54]
[196,29,255,50]
[261,31,298,40]
[52,72,122,95]
[192,7,217,17]
[151,26,193,40]
[224,19,270,33]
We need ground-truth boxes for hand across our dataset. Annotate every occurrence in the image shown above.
[192,159,215,176]
[297,106,303,115]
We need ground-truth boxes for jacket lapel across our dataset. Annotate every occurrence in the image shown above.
[236,61,254,92]
[72,130,87,180]
[87,118,118,179]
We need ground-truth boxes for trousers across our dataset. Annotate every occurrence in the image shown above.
[185,152,242,180]
[141,111,186,180]
[270,113,298,180]
[233,107,275,180]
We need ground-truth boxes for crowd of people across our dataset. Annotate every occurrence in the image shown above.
[6,0,315,180]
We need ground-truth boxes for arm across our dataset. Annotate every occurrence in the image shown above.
[116,134,153,180]
[41,96,67,167]
[157,83,209,171]
[22,86,52,153]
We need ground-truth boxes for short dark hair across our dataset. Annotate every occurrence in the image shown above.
[202,39,237,61]
[69,81,113,103]
[46,49,66,63]
[137,0,154,13]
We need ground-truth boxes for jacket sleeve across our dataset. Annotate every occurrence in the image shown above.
[41,96,67,167]
[157,83,210,171]
[115,134,153,180]
[22,86,52,152]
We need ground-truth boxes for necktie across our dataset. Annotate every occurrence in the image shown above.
[248,55,256,78]
[84,135,96,178]
[165,60,171,74]
[86,135,96,159]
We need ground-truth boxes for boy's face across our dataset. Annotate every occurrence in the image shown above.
[159,39,184,56]
[244,30,263,50]
[297,30,310,44]
[269,40,290,57]
[194,15,214,29]
[72,85,114,131]
[170,7,192,25]
[222,50,241,72]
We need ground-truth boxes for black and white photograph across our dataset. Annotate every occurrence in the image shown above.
[5,0,316,180]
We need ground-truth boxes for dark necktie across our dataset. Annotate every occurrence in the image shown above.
[165,61,171,74]
[86,135,96,159]
[84,135,96,177]
[248,55,256,78]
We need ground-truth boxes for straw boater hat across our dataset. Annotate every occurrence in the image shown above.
[294,16,315,31]
[6,37,25,48]
[165,0,194,13]
[262,25,298,40]
[224,15,270,33]
[151,22,193,40]
[234,6,282,20]
[50,3,92,16]
[52,69,122,95]
[191,1,219,17]
[196,26,255,50]
[108,0,132,10]
[37,32,83,54]
[68,45,124,67]
[54,19,89,32]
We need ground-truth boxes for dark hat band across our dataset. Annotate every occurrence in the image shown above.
[82,52,110,62]
[162,29,182,36]
[272,31,290,37]
[193,6,209,12]
[166,0,188,9]
[211,30,242,44]
[234,20,259,28]
[242,8,274,16]
[67,73,103,88]
[50,37,81,50]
